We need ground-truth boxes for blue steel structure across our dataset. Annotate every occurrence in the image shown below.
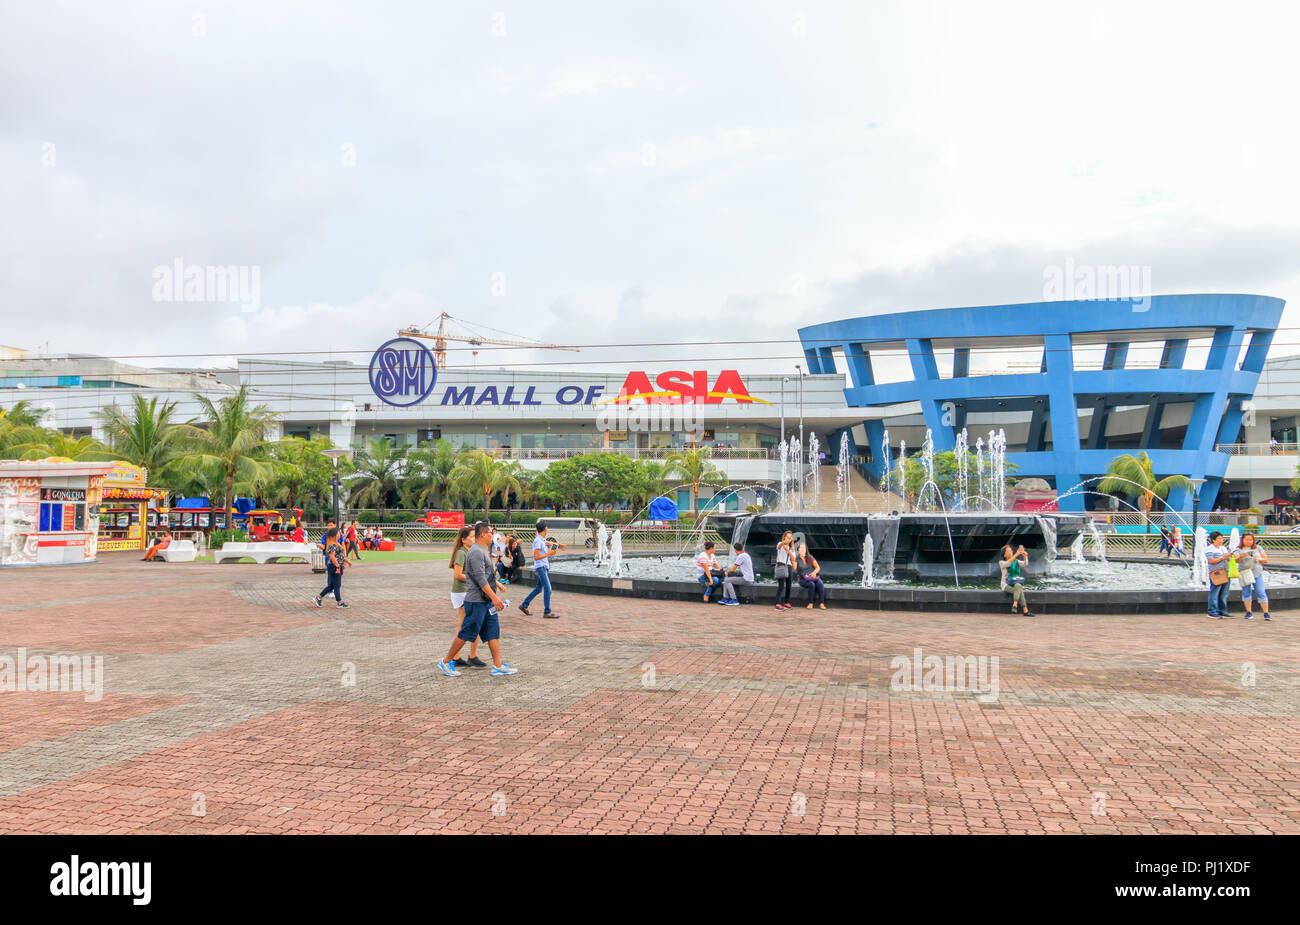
[798,295,1285,512]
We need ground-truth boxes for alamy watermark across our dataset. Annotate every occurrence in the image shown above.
[151,258,260,312]
[890,647,1000,703]
[1043,258,1152,312]
[0,648,103,702]
[594,403,707,435]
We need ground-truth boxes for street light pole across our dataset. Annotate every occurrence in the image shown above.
[321,448,350,526]
[1190,477,1207,537]
[796,364,805,511]
[780,377,787,448]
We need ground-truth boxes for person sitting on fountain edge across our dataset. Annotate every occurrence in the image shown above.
[998,544,1033,617]
[719,542,755,606]
[696,541,725,602]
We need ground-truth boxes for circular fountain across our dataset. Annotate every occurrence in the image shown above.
[527,428,1300,614]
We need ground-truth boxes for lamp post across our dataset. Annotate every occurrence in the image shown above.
[780,377,788,448]
[321,448,350,526]
[796,364,805,511]
[1189,477,1207,537]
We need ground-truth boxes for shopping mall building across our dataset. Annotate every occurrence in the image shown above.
[2,293,1295,513]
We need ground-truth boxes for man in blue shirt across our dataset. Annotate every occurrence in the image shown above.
[1205,531,1232,619]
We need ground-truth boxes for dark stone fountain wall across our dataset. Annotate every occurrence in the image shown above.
[714,512,1088,581]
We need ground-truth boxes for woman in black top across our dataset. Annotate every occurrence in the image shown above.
[499,536,526,582]
[795,543,826,609]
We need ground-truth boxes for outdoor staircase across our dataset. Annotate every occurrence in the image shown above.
[839,467,897,514]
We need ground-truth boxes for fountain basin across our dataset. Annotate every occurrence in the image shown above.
[518,558,1300,614]
[713,512,1088,580]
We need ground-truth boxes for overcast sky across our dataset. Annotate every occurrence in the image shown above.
[4,0,1300,379]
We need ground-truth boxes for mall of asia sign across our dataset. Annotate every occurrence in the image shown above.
[367,345,765,408]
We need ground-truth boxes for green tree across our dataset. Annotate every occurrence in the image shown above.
[348,437,407,518]
[264,435,345,518]
[0,400,41,428]
[6,430,115,461]
[890,450,1019,509]
[666,446,728,514]
[633,459,671,515]
[94,394,187,478]
[451,450,523,517]
[528,454,644,512]
[401,439,460,509]
[1097,452,1191,524]
[177,386,278,517]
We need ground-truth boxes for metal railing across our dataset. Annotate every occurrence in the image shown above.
[307,522,725,550]
[1216,442,1300,456]
[493,446,779,461]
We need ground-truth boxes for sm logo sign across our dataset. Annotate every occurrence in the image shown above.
[369,338,438,407]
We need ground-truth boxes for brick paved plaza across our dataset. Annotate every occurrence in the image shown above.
[0,555,1297,835]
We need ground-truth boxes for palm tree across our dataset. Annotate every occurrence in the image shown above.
[401,439,459,509]
[7,430,115,461]
[0,401,49,458]
[1097,452,1191,526]
[634,459,671,517]
[451,449,523,518]
[349,437,407,518]
[94,394,186,477]
[0,400,41,428]
[178,386,278,517]
[666,446,728,514]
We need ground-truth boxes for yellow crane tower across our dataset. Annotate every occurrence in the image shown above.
[398,312,579,369]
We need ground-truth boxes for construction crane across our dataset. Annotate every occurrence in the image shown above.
[398,312,579,369]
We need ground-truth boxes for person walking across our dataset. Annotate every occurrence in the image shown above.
[437,521,516,677]
[449,525,486,668]
[1170,525,1185,559]
[519,521,563,618]
[314,526,349,608]
[346,520,363,561]
[795,543,826,609]
[1158,524,1172,557]
[999,544,1033,616]
[1233,531,1271,620]
[1205,530,1232,619]
[695,541,725,602]
[720,541,755,605]
[773,531,795,610]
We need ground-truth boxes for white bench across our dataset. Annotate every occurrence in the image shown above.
[157,540,197,563]
[214,541,313,565]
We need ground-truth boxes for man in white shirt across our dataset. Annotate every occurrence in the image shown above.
[520,521,563,618]
[696,541,724,602]
[721,542,755,605]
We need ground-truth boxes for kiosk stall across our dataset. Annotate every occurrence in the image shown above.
[96,461,169,553]
[0,458,116,566]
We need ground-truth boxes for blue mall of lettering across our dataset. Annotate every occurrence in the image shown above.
[439,384,603,406]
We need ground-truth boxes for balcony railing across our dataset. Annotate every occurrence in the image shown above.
[494,446,781,461]
[1216,442,1300,456]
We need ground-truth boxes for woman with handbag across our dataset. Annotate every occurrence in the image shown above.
[1233,532,1270,621]
[1205,531,1232,619]
[773,531,795,610]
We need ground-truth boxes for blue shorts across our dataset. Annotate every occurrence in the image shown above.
[458,600,501,643]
